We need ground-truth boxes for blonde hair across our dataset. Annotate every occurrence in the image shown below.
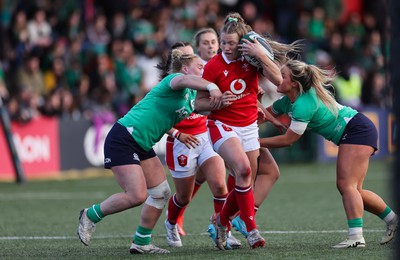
[193,27,218,48]
[169,49,199,74]
[221,12,301,65]
[267,40,302,64]
[285,59,338,116]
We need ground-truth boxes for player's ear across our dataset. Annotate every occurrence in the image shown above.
[182,65,189,74]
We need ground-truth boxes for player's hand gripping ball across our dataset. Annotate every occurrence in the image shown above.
[240,31,274,68]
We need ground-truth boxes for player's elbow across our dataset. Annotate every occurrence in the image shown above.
[271,75,282,86]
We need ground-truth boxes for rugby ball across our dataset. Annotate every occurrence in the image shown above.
[240,31,274,68]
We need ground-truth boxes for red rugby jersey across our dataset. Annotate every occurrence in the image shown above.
[202,53,259,126]
[174,112,207,135]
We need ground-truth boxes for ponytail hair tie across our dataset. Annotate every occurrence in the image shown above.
[228,17,238,22]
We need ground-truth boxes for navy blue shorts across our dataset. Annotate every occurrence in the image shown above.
[338,113,378,152]
[104,123,157,169]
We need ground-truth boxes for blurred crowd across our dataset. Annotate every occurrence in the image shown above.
[0,0,390,124]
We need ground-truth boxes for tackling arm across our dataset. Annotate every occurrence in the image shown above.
[259,128,301,148]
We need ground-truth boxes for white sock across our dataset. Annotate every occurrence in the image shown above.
[383,211,397,224]
[348,227,363,238]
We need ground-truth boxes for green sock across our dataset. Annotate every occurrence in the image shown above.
[134,226,152,245]
[86,204,104,223]
[348,218,363,228]
[378,206,391,219]
[348,218,363,237]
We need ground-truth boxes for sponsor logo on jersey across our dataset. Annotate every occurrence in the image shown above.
[223,70,228,76]
[230,79,246,94]
[186,113,206,120]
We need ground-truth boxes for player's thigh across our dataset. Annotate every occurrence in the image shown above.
[200,155,226,183]
[337,144,372,186]
[141,156,167,188]
[218,137,250,175]
[112,164,147,196]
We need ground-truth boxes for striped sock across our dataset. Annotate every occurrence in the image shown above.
[235,185,256,231]
[378,206,396,224]
[348,218,363,238]
[213,194,227,214]
[133,226,152,245]
[86,204,104,223]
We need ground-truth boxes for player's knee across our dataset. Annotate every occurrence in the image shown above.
[270,168,280,182]
[175,195,191,207]
[336,180,352,195]
[240,166,252,177]
[145,180,171,209]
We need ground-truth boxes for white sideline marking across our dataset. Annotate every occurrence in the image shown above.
[0,230,384,240]
[0,192,107,200]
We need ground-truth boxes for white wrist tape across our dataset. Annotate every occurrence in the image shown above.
[171,129,180,138]
[206,83,219,92]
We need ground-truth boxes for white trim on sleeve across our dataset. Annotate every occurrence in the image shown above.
[289,120,307,135]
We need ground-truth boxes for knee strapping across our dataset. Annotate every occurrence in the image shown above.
[145,180,171,209]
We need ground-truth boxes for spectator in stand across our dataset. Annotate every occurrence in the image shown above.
[86,14,111,55]
[7,86,41,123]
[27,9,53,54]
[66,9,84,41]
[344,12,366,44]
[89,53,118,152]
[333,65,363,109]
[70,74,92,120]
[64,37,85,94]
[16,52,45,101]
[127,7,155,53]
[114,40,145,110]
[308,7,326,45]
[43,57,68,93]
[137,42,162,94]
[361,69,387,108]
[9,10,30,68]
[110,12,129,40]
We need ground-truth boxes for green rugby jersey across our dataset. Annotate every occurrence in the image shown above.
[118,73,196,151]
[272,88,357,145]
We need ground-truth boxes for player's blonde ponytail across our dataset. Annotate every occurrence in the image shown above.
[286,59,338,116]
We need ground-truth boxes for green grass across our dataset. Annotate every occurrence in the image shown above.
[0,160,396,259]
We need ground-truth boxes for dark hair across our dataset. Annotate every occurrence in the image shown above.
[156,41,192,80]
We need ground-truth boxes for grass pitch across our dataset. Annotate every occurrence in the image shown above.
[0,160,396,259]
